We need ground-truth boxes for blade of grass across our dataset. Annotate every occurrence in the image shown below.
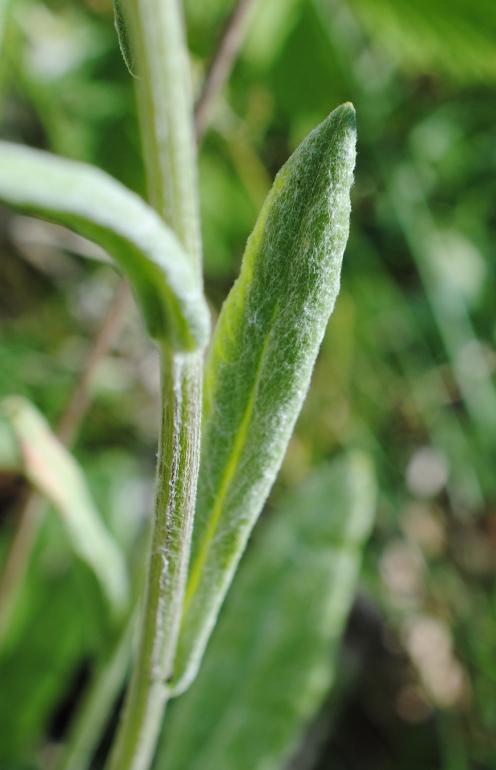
[55,613,137,770]
[1,397,129,615]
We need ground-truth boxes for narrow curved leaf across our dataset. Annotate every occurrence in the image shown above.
[113,0,137,77]
[171,103,357,693]
[1,396,129,615]
[156,453,376,770]
[0,142,210,351]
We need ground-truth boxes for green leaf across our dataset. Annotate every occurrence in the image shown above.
[0,142,210,351]
[1,396,129,615]
[56,613,137,770]
[113,0,137,77]
[346,0,496,83]
[0,555,94,763]
[171,103,357,694]
[156,453,376,770]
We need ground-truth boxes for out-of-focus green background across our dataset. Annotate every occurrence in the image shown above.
[0,0,496,767]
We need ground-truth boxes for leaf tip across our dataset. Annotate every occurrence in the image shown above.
[330,101,356,135]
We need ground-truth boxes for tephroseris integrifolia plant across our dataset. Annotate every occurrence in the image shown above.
[0,3,357,762]
[170,103,357,695]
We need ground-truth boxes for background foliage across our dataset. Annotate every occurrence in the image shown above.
[0,0,495,768]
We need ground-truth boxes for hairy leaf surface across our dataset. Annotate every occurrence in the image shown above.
[0,143,209,350]
[157,453,376,769]
[171,103,357,693]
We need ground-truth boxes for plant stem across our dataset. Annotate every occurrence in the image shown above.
[105,2,205,768]
[107,349,202,770]
[123,0,202,282]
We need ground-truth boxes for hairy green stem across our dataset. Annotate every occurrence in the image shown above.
[106,1,205,768]
[122,0,202,281]
[107,349,202,770]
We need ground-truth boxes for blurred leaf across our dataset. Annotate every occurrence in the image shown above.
[55,612,136,770]
[243,0,303,69]
[0,414,22,471]
[199,148,258,278]
[5,0,135,173]
[0,521,97,762]
[1,396,128,614]
[347,0,496,83]
[155,452,376,770]
[0,0,14,55]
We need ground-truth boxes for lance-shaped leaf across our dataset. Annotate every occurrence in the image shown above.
[113,0,137,76]
[0,142,209,351]
[1,396,129,615]
[171,103,357,694]
[156,453,376,770]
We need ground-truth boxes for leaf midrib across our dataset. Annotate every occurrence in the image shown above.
[183,303,279,614]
